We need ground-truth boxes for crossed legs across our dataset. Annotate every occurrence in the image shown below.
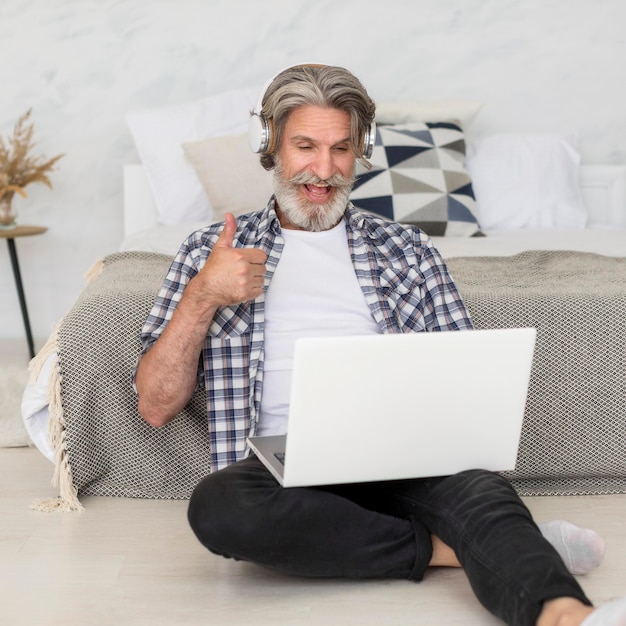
[188,456,591,626]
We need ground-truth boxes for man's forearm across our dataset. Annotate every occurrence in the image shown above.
[136,294,217,427]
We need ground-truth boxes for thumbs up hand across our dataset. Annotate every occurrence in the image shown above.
[188,213,268,310]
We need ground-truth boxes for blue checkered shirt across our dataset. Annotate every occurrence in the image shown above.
[140,200,474,471]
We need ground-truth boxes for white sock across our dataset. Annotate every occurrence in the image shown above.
[539,519,606,576]
[581,597,626,626]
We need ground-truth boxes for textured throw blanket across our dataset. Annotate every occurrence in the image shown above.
[447,250,626,496]
[33,252,210,511]
[34,250,626,510]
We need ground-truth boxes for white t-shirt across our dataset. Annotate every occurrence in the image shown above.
[258,219,381,435]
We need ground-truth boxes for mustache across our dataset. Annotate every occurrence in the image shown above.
[286,170,355,189]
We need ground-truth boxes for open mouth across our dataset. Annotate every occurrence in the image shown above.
[303,183,332,202]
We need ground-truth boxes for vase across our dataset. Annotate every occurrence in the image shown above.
[0,193,17,229]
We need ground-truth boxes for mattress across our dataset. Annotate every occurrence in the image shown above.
[25,249,626,505]
[435,227,626,258]
[22,223,626,466]
[119,223,626,259]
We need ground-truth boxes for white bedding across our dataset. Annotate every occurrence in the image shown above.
[119,221,626,259]
[434,227,626,258]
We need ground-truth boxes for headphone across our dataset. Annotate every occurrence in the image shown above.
[248,63,376,159]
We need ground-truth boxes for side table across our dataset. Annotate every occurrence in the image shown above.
[0,225,48,359]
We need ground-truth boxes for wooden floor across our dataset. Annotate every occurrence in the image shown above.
[0,446,624,626]
[1,339,625,625]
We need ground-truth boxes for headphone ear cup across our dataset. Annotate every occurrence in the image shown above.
[248,113,271,154]
[362,121,376,159]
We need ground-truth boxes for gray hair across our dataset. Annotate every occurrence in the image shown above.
[258,65,376,171]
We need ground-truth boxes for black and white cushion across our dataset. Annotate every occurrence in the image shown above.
[351,121,483,237]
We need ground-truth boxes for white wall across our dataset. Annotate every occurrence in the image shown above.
[1,0,624,348]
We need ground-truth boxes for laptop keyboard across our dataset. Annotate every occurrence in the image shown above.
[274,452,286,465]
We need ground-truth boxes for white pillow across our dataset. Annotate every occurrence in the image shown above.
[126,86,259,226]
[182,133,274,222]
[374,100,483,128]
[466,134,587,230]
[119,221,209,256]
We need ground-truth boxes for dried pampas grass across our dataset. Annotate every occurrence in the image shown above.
[0,109,64,202]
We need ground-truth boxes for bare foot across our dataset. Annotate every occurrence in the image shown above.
[428,534,461,567]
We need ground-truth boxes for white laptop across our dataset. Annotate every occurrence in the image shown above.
[247,327,536,488]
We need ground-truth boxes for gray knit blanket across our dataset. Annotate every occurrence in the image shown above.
[38,250,626,510]
[36,252,210,510]
[447,250,626,496]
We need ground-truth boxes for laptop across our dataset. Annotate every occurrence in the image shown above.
[247,327,536,487]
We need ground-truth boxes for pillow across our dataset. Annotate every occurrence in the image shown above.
[374,100,483,128]
[350,121,483,237]
[126,86,259,226]
[465,133,587,231]
[182,133,274,221]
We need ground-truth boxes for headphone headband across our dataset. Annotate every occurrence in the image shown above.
[248,64,375,159]
[251,63,327,119]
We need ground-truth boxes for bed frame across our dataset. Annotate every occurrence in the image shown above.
[123,163,626,239]
[34,162,626,510]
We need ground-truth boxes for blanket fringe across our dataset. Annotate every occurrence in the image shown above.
[84,258,105,283]
[29,323,84,512]
[30,494,83,513]
[27,258,108,512]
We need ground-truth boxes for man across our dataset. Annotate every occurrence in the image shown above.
[135,65,622,626]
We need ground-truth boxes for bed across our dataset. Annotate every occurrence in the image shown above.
[22,91,626,511]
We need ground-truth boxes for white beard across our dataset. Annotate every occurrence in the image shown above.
[272,160,355,232]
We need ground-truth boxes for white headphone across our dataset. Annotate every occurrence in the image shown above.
[248,63,376,159]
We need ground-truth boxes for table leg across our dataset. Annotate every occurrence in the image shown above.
[6,238,36,359]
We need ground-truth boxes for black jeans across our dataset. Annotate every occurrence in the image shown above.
[188,456,591,626]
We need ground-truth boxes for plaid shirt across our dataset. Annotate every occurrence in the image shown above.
[140,200,474,471]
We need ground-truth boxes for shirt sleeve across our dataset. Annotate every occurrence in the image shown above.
[417,237,475,332]
[140,244,200,354]
[132,234,210,391]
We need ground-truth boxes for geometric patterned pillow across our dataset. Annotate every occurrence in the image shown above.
[351,121,484,237]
